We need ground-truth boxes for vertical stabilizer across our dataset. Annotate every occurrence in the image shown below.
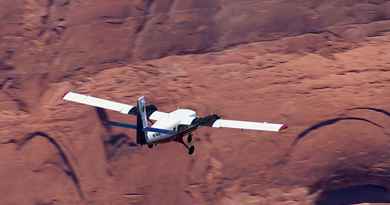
[136,96,148,144]
[137,96,148,128]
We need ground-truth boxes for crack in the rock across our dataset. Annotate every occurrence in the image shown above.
[167,0,177,14]
[17,131,85,199]
[337,68,390,75]
[3,90,29,112]
[100,16,126,25]
[38,0,68,41]
[38,0,54,37]
[131,0,155,59]
[135,0,155,35]
[122,193,145,197]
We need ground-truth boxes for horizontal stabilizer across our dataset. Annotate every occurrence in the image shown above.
[63,91,134,114]
[149,110,197,125]
[149,111,170,121]
[212,119,287,132]
[108,121,137,129]
[144,127,175,135]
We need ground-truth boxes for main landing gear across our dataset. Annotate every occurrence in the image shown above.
[188,145,195,155]
[176,134,195,155]
[187,133,193,143]
[187,134,194,155]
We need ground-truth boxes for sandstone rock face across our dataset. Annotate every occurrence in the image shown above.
[2,0,390,74]
[1,0,390,205]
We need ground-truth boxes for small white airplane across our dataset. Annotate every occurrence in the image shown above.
[63,91,287,155]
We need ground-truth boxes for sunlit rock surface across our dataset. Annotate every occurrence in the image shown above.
[1,0,390,204]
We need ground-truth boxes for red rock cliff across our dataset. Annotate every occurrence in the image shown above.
[1,0,390,205]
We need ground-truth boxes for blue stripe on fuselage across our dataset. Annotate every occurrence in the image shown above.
[144,127,175,135]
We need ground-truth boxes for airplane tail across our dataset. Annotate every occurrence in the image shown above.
[136,96,148,144]
[136,96,176,144]
[105,96,174,145]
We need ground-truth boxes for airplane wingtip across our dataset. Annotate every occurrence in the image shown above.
[63,91,75,100]
[62,91,70,99]
[280,124,288,131]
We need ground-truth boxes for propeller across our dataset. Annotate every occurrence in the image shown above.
[194,114,221,127]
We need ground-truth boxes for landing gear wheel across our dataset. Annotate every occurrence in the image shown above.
[148,144,153,149]
[188,145,195,155]
[187,134,193,143]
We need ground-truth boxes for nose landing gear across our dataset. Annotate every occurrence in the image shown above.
[176,134,195,155]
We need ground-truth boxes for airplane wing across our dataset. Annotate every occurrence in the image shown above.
[211,119,287,132]
[188,114,287,132]
[63,91,287,132]
[63,91,134,114]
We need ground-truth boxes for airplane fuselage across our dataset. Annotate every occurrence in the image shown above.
[146,109,197,144]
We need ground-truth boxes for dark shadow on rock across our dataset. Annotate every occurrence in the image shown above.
[274,116,385,167]
[104,133,127,159]
[315,184,390,205]
[95,107,112,132]
[292,117,383,146]
[127,141,138,147]
[0,138,18,144]
[104,133,139,160]
[18,131,84,199]
[95,108,139,160]
[347,107,390,117]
